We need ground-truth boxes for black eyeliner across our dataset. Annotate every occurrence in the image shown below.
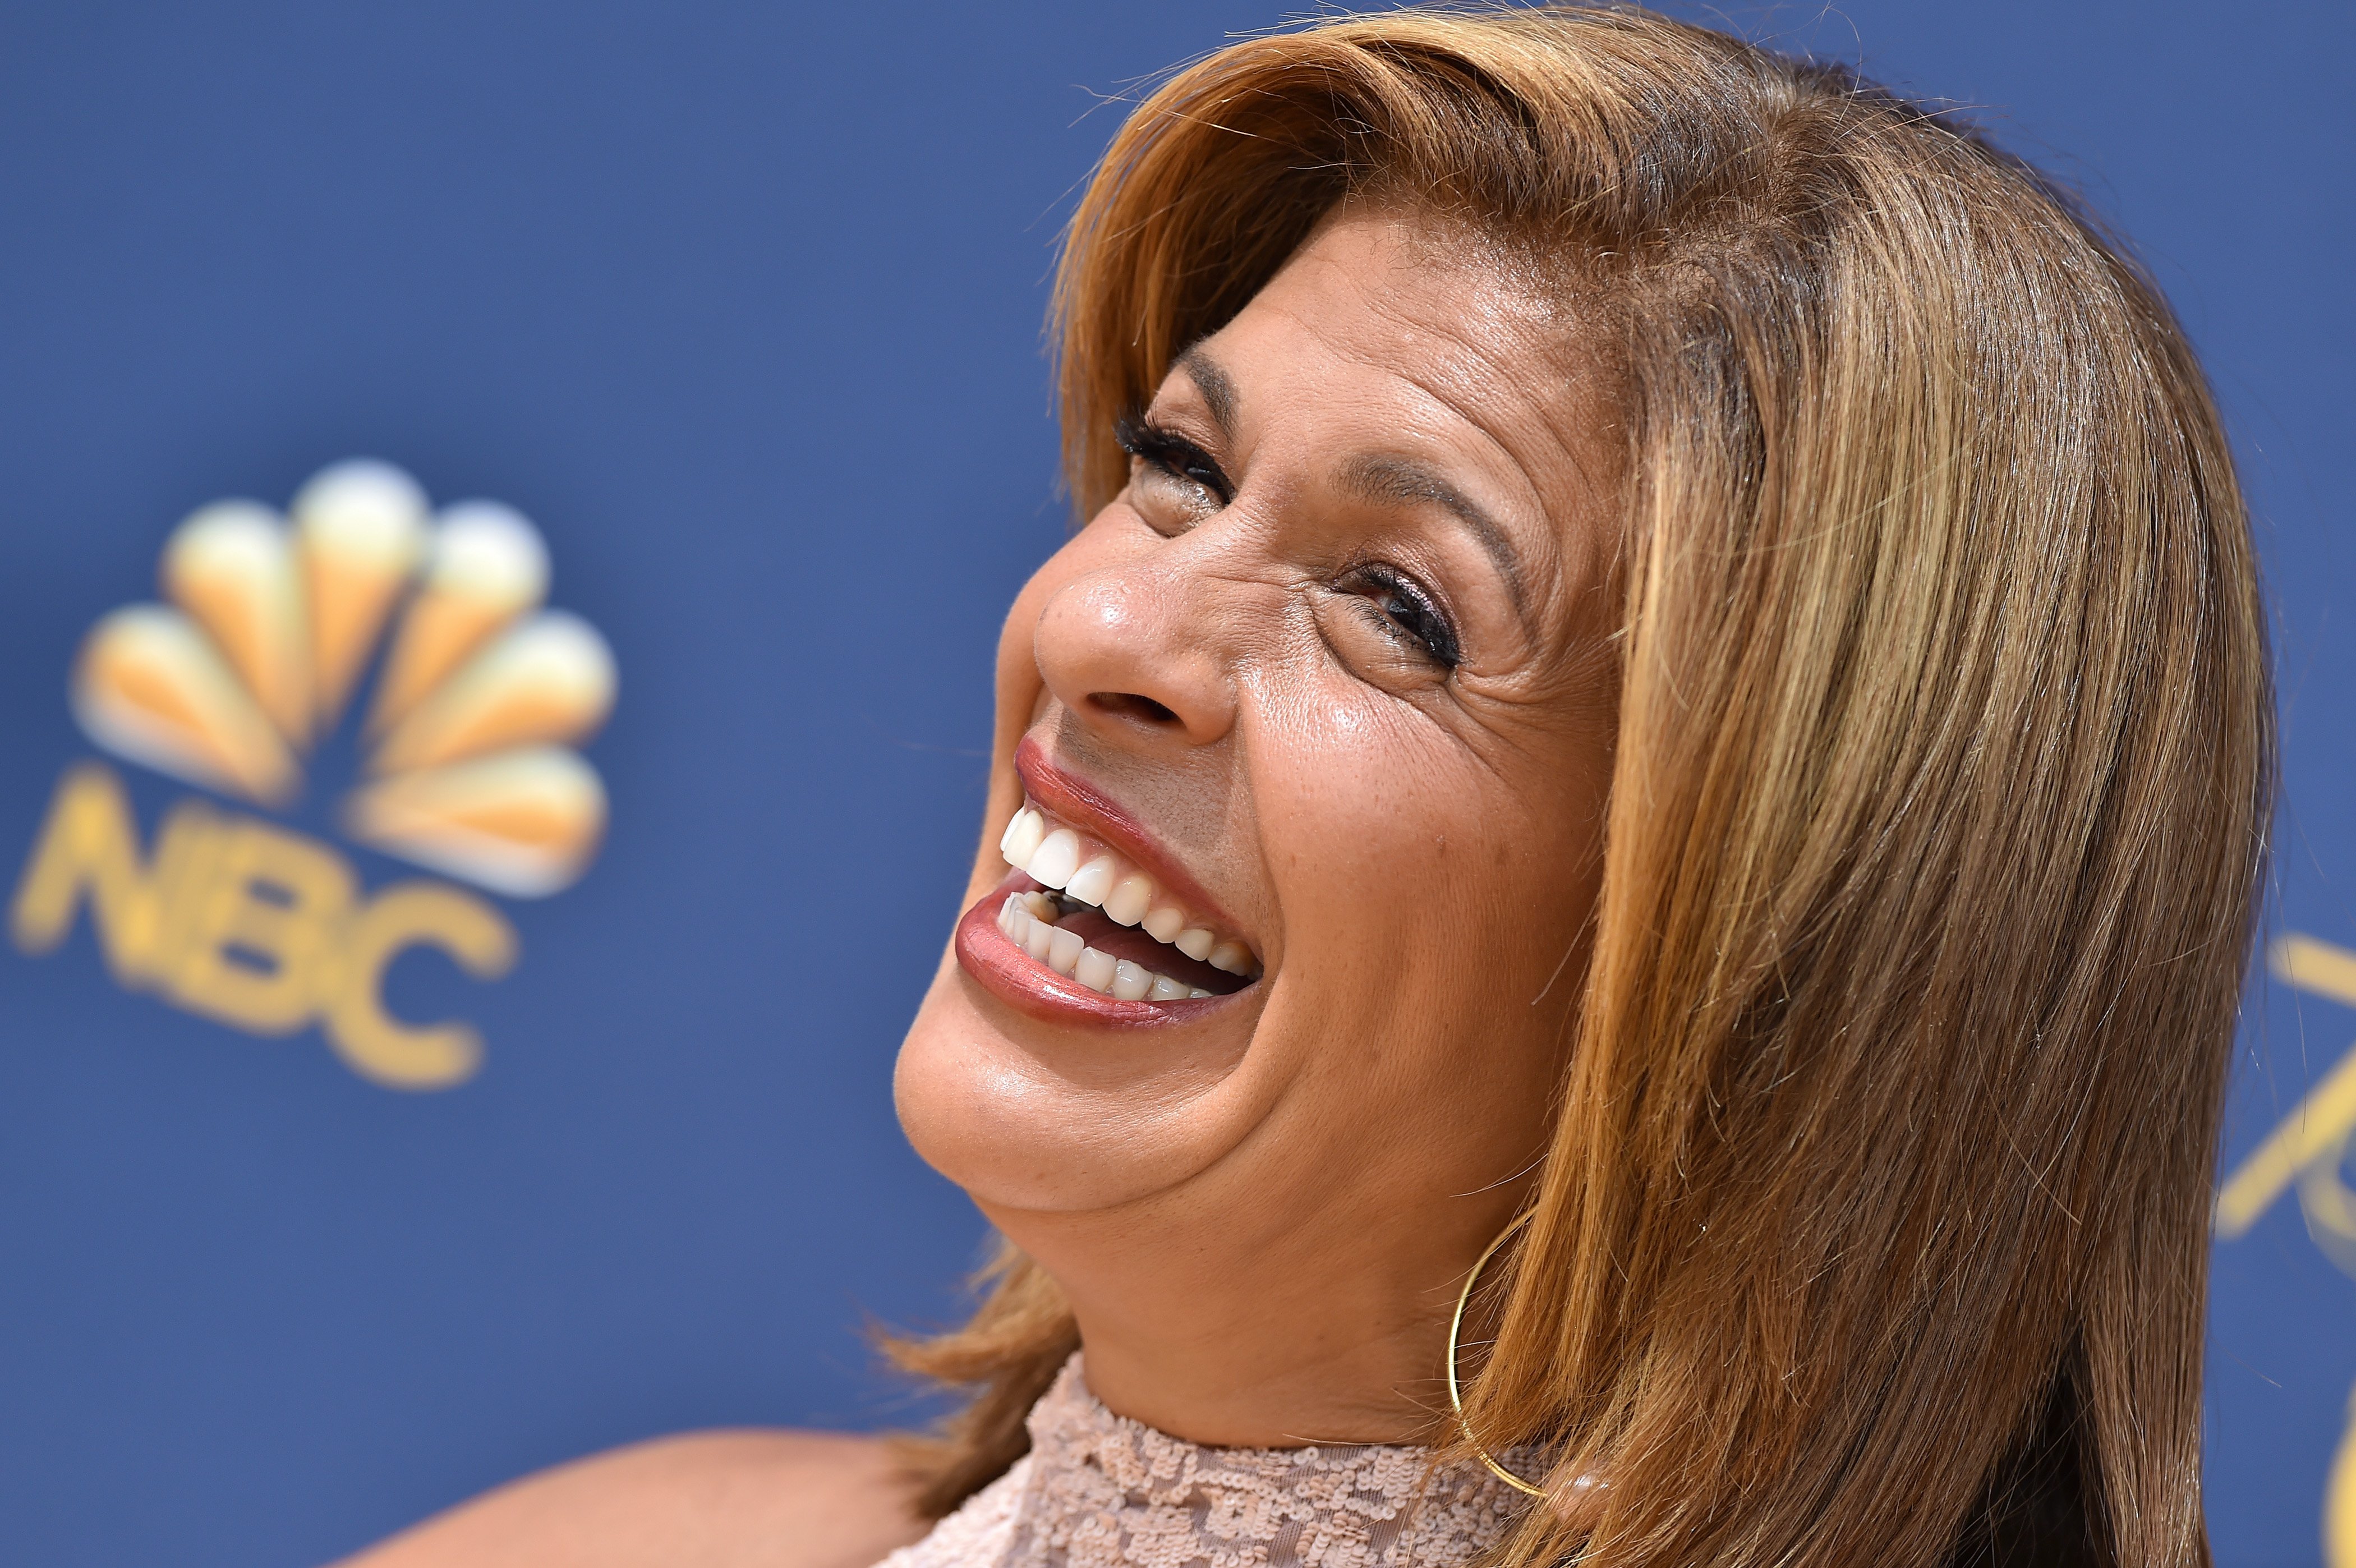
[1348,560,1462,670]
[1115,414,1234,506]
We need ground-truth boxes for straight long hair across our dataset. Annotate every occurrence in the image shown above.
[892,9,2273,1566]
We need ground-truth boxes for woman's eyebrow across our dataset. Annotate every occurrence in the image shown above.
[1175,346,1241,442]
[1338,453,1533,628]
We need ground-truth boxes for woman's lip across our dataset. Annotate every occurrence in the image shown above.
[1013,734,1247,942]
[954,868,1249,1028]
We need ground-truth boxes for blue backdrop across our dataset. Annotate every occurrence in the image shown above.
[0,4,2345,1564]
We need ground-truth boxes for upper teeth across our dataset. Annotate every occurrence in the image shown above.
[996,802,1261,981]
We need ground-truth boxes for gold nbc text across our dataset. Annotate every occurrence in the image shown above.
[9,761,514,1089]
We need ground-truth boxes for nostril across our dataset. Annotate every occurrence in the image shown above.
[1089,691,1179,726]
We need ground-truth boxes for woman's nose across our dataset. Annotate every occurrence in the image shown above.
[1032,563,1236,748]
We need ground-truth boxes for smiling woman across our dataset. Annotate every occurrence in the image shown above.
[344,6,2271,1568]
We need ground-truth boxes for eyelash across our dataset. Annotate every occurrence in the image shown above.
[1115,415,1234,507]
[1342,560,1462,672]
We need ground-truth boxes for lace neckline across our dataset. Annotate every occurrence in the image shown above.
[883,1353,1542,1568]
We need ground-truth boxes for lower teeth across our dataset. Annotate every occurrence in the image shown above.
[997,894,1215,1001]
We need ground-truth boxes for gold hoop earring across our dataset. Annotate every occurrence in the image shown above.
[1446,1209,1549,1498]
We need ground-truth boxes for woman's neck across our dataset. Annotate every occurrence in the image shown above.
[991,1192,1518,1448]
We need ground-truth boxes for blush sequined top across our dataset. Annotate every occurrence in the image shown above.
[874,1354,1539,1568]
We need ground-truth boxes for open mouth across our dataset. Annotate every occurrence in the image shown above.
[955,787,1263,1022]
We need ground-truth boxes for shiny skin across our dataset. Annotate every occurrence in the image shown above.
[896,206,1622,1447]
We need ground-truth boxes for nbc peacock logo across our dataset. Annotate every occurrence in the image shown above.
[7,459,615,1091]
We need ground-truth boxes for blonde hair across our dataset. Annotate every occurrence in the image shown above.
[892,8,2272,1566]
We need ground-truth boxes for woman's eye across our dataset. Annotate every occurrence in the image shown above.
[1342,564,1461,672]
[1116,415,1232,518]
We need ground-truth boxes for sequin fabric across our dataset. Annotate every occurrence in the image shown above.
[875,1355,1539,1568]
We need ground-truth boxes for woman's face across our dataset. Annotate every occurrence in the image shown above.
[895,206,1621,1436]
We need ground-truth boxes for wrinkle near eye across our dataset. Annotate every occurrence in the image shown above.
[1127,464,1222,534]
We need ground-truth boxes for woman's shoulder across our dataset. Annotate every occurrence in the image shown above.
[334,1428,929,1568]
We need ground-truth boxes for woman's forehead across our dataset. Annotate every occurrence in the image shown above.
[1218,212,1575,375]
[1162,213,1603,474]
